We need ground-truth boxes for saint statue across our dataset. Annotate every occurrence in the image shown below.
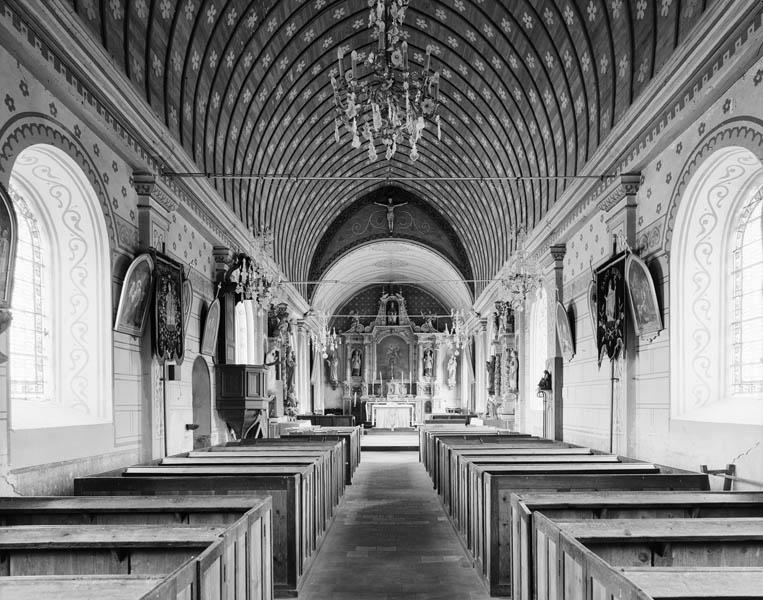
[373,197,408,233]
[422,348,433,377]
[447,354,457,389]
[507,349,519,392]
[351,349,362,377]
[327,352,339,388]
[387,300,398,325]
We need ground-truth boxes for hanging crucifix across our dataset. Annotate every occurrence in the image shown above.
[374,197,408,233]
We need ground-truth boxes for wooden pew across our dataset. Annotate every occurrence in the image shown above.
[160,455,333,543]
[0,525,223,588]
[477,463,710,596]
[619,567,763,599]
[229,435,357,485]
[534,515,763,600]
[0,575,169,600]
[510,490,763,600]
[75,466,303,597]
[418,425,504,470]
[296,414,355,427]
[448,450,608,540]
[280,427,361,480]
[0,495,274,600]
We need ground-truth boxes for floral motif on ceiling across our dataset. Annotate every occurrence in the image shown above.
[67,0,716,290]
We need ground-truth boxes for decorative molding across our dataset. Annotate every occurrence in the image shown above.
[663,118,763,253]
[133,172,180,214]
[0,115,119,251]
[595,174,641,212]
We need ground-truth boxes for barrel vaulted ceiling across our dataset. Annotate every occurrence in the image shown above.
[66,0,716,291]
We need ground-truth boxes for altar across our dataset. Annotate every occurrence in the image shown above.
[370,402,414,430]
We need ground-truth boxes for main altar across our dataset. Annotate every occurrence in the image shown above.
[329,290,457,427]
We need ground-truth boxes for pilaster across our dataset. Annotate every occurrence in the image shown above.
[474,318,488,415]
[601,175,640,455]
[545,244,566,441]
[133,172,178,460]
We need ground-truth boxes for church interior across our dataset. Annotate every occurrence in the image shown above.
[0,0,761,598]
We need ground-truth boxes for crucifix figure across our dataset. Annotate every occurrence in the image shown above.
[374,198,408,233]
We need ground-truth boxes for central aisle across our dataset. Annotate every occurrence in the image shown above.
[298,451,492,600]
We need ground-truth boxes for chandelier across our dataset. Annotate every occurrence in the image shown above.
[443,309,470,355]
[310,313,341,359]
[330,0,441,162]
[500,226,543,312]
[231,228,281,313]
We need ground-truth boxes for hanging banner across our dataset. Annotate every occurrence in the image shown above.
[595,254,626,367]
[154,253,185,365]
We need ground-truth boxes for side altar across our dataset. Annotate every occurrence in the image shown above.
[326,290,457,426]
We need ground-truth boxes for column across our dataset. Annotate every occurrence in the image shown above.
[600,174,640,455]
[543,244,566,441]
[295,321,311,414]
[313,345,325,414]
[134,172,177,460]
[474,318,488,415]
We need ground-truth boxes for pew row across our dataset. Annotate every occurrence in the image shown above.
[0,575,168,600]
[0,495,274,600]
[75,466,304,597]
[534,514,763,600]
[510,490,763,600]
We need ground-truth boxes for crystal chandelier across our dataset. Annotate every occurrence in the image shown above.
[443,309,470,355]
[231,227,281,313]
[500,226,543,312]
[330,0,441,162]
[310,313,341,359]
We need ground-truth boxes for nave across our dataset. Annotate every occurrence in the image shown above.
[299,451,491,600]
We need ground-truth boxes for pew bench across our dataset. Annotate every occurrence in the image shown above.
[75,467,303,597]
[620,567,763,599]
[534,515,763,600]
[279,427,361,480]
[0,575,169,600]
[0,496,274,600]
[510,490,763,600]
[477,464,710,596]
[418,425,505,471]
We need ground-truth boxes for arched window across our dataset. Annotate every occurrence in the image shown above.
[8,144,112,429]
[670,146,763,423]
[527,287,548,412]
[729,188,763,395]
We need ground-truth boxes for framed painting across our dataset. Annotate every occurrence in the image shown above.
[595,254,626,367]
[200,298,221,357]
[586,279,598,342]
[0,183,18,308]
[555,301,575,361]
[114,253,154,337]
[154,254,184,365]
[182,278,193,336]
[625,254,663,339]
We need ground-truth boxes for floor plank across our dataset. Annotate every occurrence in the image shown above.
[298,451,491,600]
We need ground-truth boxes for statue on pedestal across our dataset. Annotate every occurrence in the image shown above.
[447,354,457,389]
[423,348,434,377]
[351,349,362,377]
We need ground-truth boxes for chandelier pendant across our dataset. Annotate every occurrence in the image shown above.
[330,0,441,162]
[500,226,543,312]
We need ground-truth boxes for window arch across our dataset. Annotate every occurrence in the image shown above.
[8,144,112,429]
[670,146,763,423]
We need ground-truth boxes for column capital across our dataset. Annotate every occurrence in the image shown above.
[133,172,180,214]
[596,173,640,212]
[549,244,566,263]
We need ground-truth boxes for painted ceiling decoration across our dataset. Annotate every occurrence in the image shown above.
[67,0,716,297]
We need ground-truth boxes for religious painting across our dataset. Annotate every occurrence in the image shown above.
[182,278,193,338]
[586,279,598,342]
[200,298,220,357]
[625,254,663,339]
[350,348,362,377]
[114,253,154,337]
[555,301,575,361]
[0,183,17,308]
[154,254,184,365]
[422,347,434,378]
[595,255,626,367]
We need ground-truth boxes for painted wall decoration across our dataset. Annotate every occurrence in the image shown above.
[154,254,184,364]
[556,301,575,361]
[596,255,626,367]
[200,298,220,357]
[0,183,17,308]
[182,278,193,338]
[114,253,154,337]
[625,254,663,339]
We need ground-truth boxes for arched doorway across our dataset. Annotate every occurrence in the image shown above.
[191,356,212,449]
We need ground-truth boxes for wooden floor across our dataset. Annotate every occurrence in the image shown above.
[298,451,492,599]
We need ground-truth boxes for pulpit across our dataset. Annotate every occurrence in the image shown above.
[216,364,270,438]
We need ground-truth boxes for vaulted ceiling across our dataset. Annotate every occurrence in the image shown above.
[66,0,715,292]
